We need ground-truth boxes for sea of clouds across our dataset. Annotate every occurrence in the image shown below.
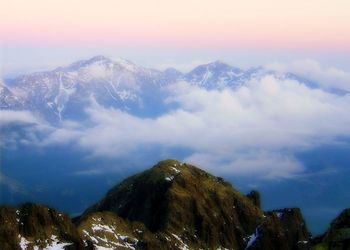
[1,59,350,179]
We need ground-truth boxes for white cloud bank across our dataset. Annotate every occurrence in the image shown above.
[266,59,350,92]
[0,110,38,125]
[39,75,349,179]
[0,110,48,147]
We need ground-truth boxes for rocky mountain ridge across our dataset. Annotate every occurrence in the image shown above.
[0,160,348,249]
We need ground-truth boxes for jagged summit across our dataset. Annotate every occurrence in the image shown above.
[208,60,238,69]
[184,60,244,89]
[65,55,113,70]
[62,55,141,75]
[189,60,240,72]
[89,55,111,62]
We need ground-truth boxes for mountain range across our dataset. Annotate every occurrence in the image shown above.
[0,55,312,123]
[0,160,349,249]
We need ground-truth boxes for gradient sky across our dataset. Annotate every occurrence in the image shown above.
[1,0,350,75]
[1,0,350,48]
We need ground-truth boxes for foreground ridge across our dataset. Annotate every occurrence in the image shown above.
[0,160,348,249]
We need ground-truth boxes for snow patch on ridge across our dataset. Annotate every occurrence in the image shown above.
[18,234,72,250]
[45,235,72,249]
[171,233,189,250]
[82,218,138,250]
[245,228,259,249]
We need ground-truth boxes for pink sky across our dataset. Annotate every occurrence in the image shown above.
[1,0,350,51]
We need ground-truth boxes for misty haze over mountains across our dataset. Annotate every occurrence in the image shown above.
[1,56,350,235]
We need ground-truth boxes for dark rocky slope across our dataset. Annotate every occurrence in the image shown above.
[0,159,347,249]
[312,208,350,250]
[0,203,84,249]
[248,208,310,250]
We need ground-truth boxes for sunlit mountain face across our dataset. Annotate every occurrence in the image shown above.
[1,56,350,235]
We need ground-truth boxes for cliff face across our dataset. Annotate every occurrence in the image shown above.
[0,159,347,249]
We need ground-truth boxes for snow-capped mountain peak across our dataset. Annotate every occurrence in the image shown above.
[184,60,244,89]
[63,55,141,75]
[2,56,172,123]
[65,55,113,70]
[112,57,140,72]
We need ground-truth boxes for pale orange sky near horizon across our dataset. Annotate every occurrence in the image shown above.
[1,0,350,51]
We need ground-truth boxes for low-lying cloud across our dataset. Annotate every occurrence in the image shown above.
[0,110,48,147]
[266,59,350,92]
[0,110,38,126]
[42,75,350,178]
